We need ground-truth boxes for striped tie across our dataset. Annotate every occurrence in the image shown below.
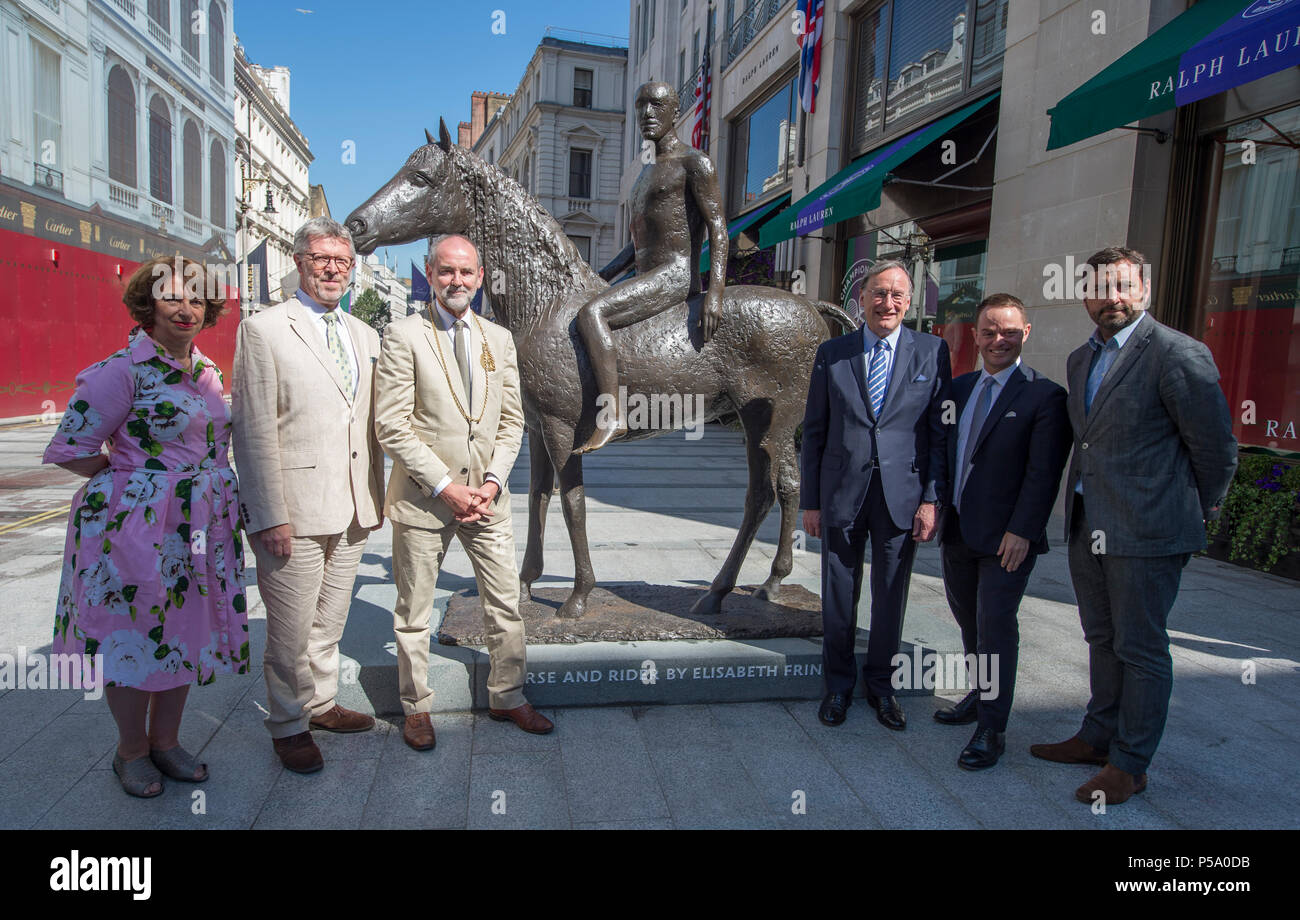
[867,339,890,416]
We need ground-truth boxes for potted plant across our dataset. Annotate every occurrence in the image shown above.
[1205,455,1300,578]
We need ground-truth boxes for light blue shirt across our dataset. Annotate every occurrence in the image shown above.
[955,358,1020,504]
[1075,311,1146,494]
[862,324,903,409]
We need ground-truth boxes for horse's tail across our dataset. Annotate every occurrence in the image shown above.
[816,301,858,337]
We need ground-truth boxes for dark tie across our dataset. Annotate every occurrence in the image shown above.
[453,319,472,402]
[959,376,995,507]
[867,339,890,416]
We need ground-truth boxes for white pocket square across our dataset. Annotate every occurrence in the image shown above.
[1004,410,1017,418]
[913,373,928,382]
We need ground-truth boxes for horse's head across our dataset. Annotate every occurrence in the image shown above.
[344,119,471,254]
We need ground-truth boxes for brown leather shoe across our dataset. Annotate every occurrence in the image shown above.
[309,705,375,733]
[1075,763,1148,805]
[488,703,554,734]
[403,713,436,751]
[273,732,324,774]
[1030,734,1108,765]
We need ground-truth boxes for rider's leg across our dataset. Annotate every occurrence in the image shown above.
[575,258,691,453]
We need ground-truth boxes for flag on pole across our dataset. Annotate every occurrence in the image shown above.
[410,260,430,302]
[797,0,826,114]
[692,43,712,152]
[244,239,271,305]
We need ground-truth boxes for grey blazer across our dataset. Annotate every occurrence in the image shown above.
[1063,315,1237,556]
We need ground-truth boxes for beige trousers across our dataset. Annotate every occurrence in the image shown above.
[254,523,370,738]
[391,514,527,714]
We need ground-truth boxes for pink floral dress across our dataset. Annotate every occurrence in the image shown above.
[43,328,250,690]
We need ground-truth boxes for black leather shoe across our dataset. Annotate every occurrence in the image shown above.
[958,726,1006,771]
[867,694,906,731]
[934,689,979,725]
[818,693,850,726]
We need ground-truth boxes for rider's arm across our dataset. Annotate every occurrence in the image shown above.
[686,153,728,301]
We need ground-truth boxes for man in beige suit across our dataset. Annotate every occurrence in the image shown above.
[374,234,552,751]
[233,217,386,774]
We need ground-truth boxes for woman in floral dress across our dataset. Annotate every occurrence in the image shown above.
[44,256,250,797]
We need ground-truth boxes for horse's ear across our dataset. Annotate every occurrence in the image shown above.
[425,128,435,145]
[438,118,453,153]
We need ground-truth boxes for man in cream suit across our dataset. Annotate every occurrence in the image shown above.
[374,234,551,751]
[233,217,386,774]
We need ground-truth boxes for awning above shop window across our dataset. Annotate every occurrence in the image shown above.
[759,94,1000,249]
[700,192,791,272]
[1047,0,1300,151]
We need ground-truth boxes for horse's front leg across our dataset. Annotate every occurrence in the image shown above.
[518,422,555,601]
[554,450,595,619]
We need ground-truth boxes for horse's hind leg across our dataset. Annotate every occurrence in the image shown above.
[754,425,800,603]
[689,400,776,616]
[518,422,555,601]
[548,441,596,620]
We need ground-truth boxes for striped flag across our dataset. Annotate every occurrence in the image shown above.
[692,43,712,152]
[797,0,825,114]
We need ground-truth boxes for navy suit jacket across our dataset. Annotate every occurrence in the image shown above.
[801,325,951,530]
[940,364,1072,557]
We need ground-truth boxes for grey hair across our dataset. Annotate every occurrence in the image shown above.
[293,217,355,258]
[865,259,913,294]
[426,233,481,269]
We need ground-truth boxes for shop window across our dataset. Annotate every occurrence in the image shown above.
[1197,103,1300,453]
[850,0,1009,155]
[729,73,797,211]
[107,65,136,186]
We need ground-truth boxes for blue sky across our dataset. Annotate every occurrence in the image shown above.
[234,1,631,278]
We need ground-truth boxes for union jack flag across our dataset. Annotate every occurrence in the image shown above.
[797,0,825,114]
[692,43,712,152]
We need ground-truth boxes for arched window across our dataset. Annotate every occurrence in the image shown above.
[107,66,136,186]
[181,0,201,61]
[148,94,172,204]
[209,139,226,229]
[208,2,225,85]
[183,120,202,217]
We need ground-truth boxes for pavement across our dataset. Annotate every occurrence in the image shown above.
[0,420,1297,829]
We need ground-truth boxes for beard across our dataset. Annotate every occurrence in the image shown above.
[1094,302,1140,333]
[440,288,473,311]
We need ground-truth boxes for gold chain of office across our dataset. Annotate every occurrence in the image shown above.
[429,307,496,424]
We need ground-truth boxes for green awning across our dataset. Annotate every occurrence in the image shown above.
[1047,0,1300,150]
[759,93,1000,249]
[700,192,790,272]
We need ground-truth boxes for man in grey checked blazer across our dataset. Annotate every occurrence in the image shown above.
[1031,247,1237,806]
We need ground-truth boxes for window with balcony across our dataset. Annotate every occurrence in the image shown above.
[148,94,173,204]
[183,119,202,217]
[181,0,201,64]
[210,138,226,228]
[33,40,61,174]
[147,0,171,47]
[850,0,1009,155]
[107,65,137,186]
[208,2,225,86]
[568,148,592,199]
[574,68,593,108]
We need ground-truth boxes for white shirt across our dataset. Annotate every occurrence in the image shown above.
[295,288,359,395]
[427,298,502,499]
[955,358,1021,506]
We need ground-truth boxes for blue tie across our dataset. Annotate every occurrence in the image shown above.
[958,376,995,507]
[1085,339,1119,415]
[867,339,890,417]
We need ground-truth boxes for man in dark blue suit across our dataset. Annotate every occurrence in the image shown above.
[801,260,951,730]
[936,293,1072,770]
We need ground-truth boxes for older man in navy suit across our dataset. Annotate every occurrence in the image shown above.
[936,293,1072,770]
[801,260,951,730]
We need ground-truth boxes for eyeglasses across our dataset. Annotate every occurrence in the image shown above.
[305,253,354,271]
[870,288,909,305]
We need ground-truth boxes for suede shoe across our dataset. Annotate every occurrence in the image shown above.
[1075,764,1147,805]
[1030,734,1108,765]
[309,705,375,733]
[934,689,979,725]
[402,713,436,751]
[488,703,554,734]
[273,732,324,774]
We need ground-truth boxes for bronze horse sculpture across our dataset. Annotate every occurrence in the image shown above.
[346,121,851,618]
